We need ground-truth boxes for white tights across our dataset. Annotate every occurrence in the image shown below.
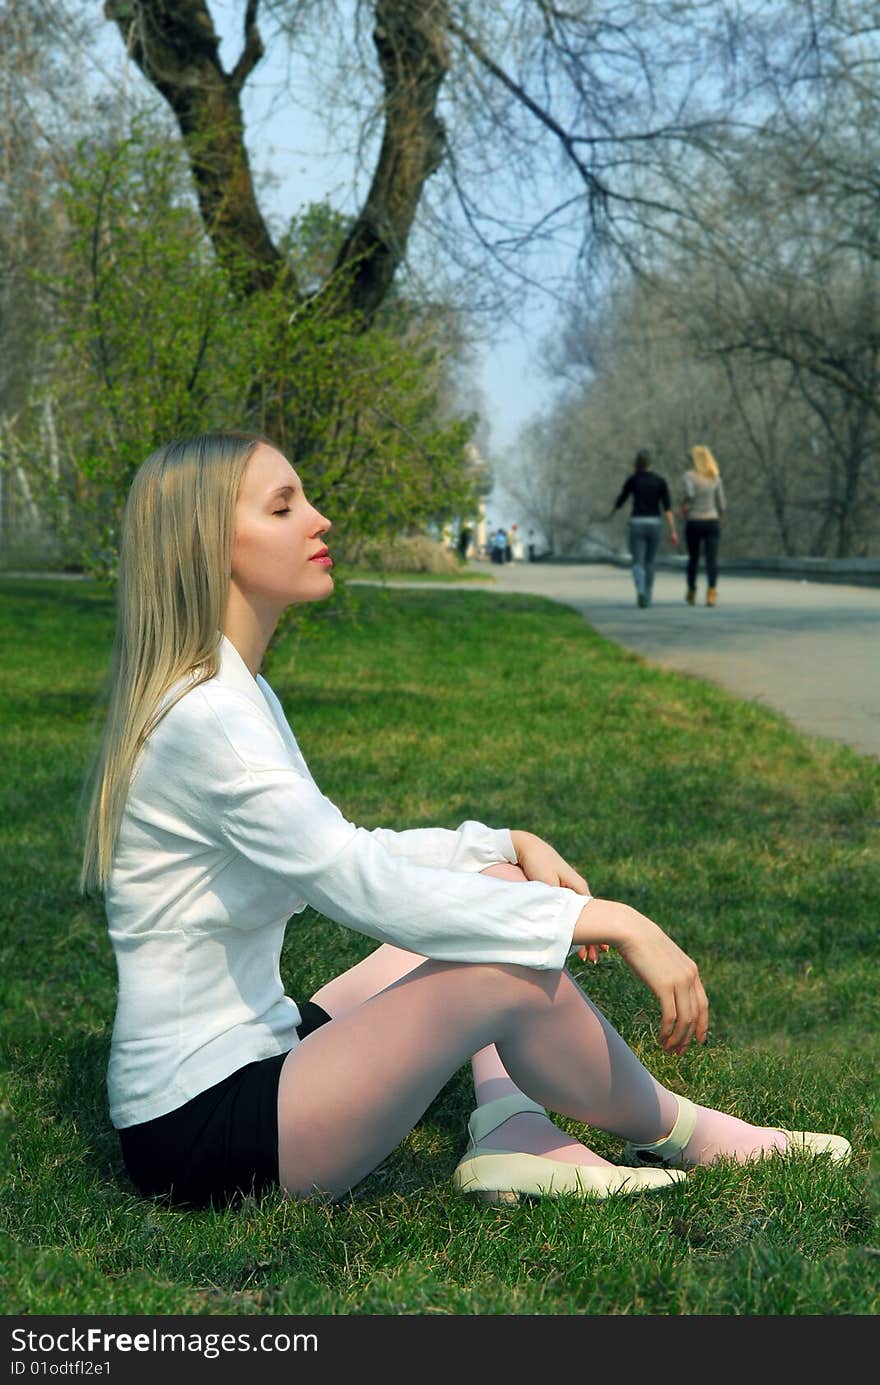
[277,864,787,1199]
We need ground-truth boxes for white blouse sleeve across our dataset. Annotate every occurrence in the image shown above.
[218,764,580,970]
[368,821,518,872]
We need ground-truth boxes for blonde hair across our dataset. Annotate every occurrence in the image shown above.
[81,430,266,892]
[689,445,720,480]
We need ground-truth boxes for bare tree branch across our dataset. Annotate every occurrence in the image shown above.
[332,0,450,321]
[446,12,609,215]
[230,0,264,93]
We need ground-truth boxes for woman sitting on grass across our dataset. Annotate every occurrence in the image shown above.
[81,431,851,1210]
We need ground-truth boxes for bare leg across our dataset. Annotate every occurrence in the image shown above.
[470,1044,612,1167]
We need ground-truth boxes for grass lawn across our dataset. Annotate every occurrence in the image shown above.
[1,578,877,1316]
[344,565,495,583]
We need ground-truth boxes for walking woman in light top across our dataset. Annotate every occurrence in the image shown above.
[82,431,850,1209]
[681,445,726,606]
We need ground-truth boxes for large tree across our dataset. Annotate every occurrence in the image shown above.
[0,3,482,570]
[100,0,840,324]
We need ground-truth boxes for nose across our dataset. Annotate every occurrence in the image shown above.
[311,506,331,534]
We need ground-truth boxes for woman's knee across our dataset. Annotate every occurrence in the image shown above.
[423,956,564,1020]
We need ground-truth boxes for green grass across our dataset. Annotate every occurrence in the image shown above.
[344,565,494,582]
[1,578,877,1315]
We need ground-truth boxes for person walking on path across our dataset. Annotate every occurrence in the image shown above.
[490,526,509,564]
[612,449,678,608]
[81,430,851,1211]
[681,445,726,607]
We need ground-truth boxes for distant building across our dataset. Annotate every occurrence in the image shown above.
[463,441,491,556]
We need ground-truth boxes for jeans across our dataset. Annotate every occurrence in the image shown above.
[628,517,663,599]
[685,519,720,589]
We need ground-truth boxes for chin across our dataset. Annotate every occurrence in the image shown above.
[305,573,335,602]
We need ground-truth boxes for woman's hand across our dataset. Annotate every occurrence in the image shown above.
[572,899,709,1054]
[509,829,589,893]
[509,830,608,964]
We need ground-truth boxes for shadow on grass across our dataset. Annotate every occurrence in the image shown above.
[0,582,112,618]
[53,1031,132,1193]
[3,691,104,721]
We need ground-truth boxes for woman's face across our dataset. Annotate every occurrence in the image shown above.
[229,443,333,617]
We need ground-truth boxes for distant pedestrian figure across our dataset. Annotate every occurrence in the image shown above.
[527,529,537,562]
[490,527,508,565]
[509,526,524,562]
[612,449,678,608]
[680,446,726,607]
[457,526,473,561]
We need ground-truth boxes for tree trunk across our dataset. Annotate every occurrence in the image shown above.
[104,1,450,323]
[105,0,287,297]
[333,0,449,321]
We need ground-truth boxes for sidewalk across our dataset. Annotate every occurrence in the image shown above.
[364,561,880,761]
[485,561,880,760]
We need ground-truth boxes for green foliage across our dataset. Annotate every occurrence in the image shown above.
[33,123,477,575]
[40,128,248,570]
[246,285,477,556]
[278,202,351,296]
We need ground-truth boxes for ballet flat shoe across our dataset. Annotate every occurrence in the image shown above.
[772,1129,852,1163]
[451,1094,686,1204]
[624,1095,852,1169]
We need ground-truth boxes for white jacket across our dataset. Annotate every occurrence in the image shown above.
[106,636,584,1127]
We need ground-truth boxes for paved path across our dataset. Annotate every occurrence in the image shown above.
[367,563,880,761]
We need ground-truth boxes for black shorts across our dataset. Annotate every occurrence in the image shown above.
[117,1000,332,1209]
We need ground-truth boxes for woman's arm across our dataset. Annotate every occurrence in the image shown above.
[509,829,589,894]
[509,829,605,963]
[678,471,693,519]
[369,821,516,873]
[612,475,633,511]
[509,830,709,1054]
[658,479,678,542]
[218,765,583,970]
[571,898,709,1054]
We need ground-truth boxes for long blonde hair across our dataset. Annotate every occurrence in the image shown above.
[689,445,720,479]
[81,430,265,892]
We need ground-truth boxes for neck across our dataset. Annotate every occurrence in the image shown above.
[223,588,278,677]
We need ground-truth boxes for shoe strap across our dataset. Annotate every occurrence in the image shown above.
[467,1094,547,1146]
[636,1095,699,1157]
